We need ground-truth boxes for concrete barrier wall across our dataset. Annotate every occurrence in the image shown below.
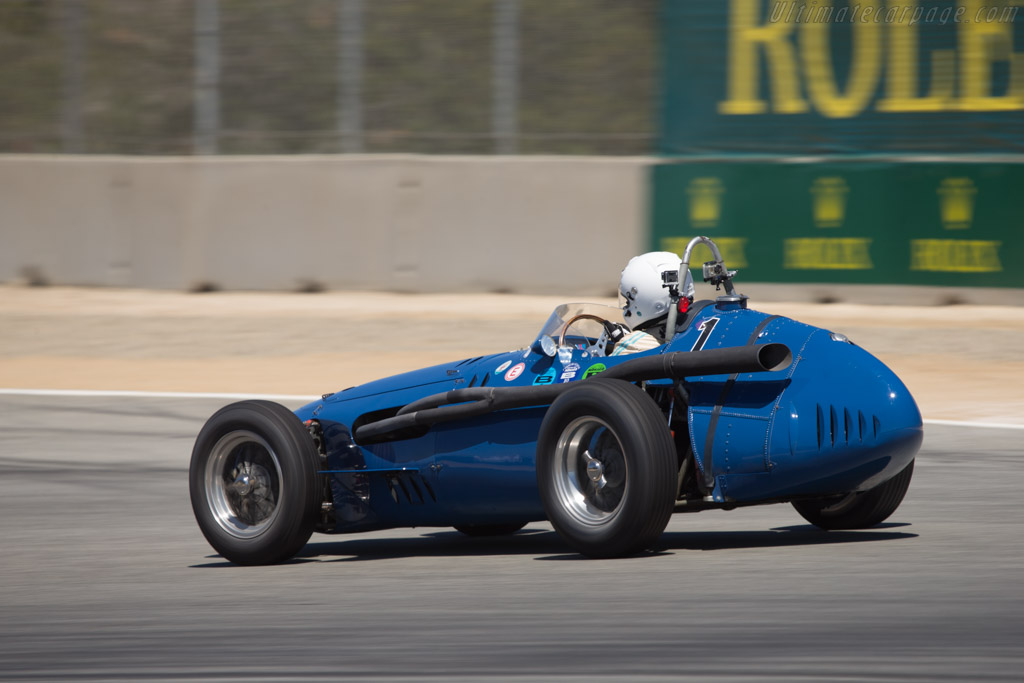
[0,155,650,294]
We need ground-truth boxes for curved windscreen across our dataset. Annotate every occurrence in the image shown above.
[533,303,626,346]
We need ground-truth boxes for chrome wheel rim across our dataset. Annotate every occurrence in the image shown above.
[205,430,283,539]
[552,417,628,526]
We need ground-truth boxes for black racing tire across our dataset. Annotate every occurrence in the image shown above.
[536,378,677,558]
[189,400,322,565]
[453,522,528,537]
[792,460,914,531]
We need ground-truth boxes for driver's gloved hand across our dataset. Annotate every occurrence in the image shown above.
[593,322,630,357]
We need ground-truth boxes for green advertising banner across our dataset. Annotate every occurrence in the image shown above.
[651,161,1023,287]
[661,0,1024,154]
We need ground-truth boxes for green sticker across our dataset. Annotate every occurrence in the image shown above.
[583,363,607,380]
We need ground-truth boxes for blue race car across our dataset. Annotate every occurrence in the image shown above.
[189,237,922,565]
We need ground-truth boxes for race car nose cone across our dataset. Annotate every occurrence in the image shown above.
[768,333,923,498]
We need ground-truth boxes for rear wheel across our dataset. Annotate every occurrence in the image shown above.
[536,379,677,558]
[189,400,322,565]
[792,460,914,530]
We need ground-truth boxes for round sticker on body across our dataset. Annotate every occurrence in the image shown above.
[494,360,512,374]
[504,362,525,382]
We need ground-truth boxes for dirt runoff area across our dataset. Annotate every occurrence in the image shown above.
[1,286,1022,425]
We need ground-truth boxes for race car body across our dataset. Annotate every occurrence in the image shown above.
[189,237,922,565]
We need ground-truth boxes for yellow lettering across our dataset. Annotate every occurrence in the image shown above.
[784,238,874,270]
[937,177,977,229]
[662,237,749,269]
[686,178,725,228]
[910,239,1003,272]
[800,1,883,118]
[811,177,849,228]
[719,0,808,115]
[877,0,954,112]
[957,0,1024,111]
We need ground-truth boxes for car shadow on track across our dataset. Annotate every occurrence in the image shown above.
[300,528,569,563]
[190,523,916,566]
[655,523,916,553]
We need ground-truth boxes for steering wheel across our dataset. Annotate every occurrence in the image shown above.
[558,314,613,348]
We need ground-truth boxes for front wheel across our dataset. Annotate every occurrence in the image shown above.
[536,379,677,558]
[792,460,914,531]
[189,400,323,565]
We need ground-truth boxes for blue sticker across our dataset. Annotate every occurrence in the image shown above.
[559,361,582,383]
[533,368,557,385]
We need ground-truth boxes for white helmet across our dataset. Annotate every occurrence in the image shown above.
[619,251,694,329]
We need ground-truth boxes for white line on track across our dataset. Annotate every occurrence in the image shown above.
[919,418,1024,431]
[1,388,1022,430]
[0,388,317,402]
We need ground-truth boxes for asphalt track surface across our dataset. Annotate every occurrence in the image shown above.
[1,395,1021,682]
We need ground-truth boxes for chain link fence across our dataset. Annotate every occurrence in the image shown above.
[0,0,657,155]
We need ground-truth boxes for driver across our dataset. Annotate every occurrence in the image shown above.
[597,251,695,356]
